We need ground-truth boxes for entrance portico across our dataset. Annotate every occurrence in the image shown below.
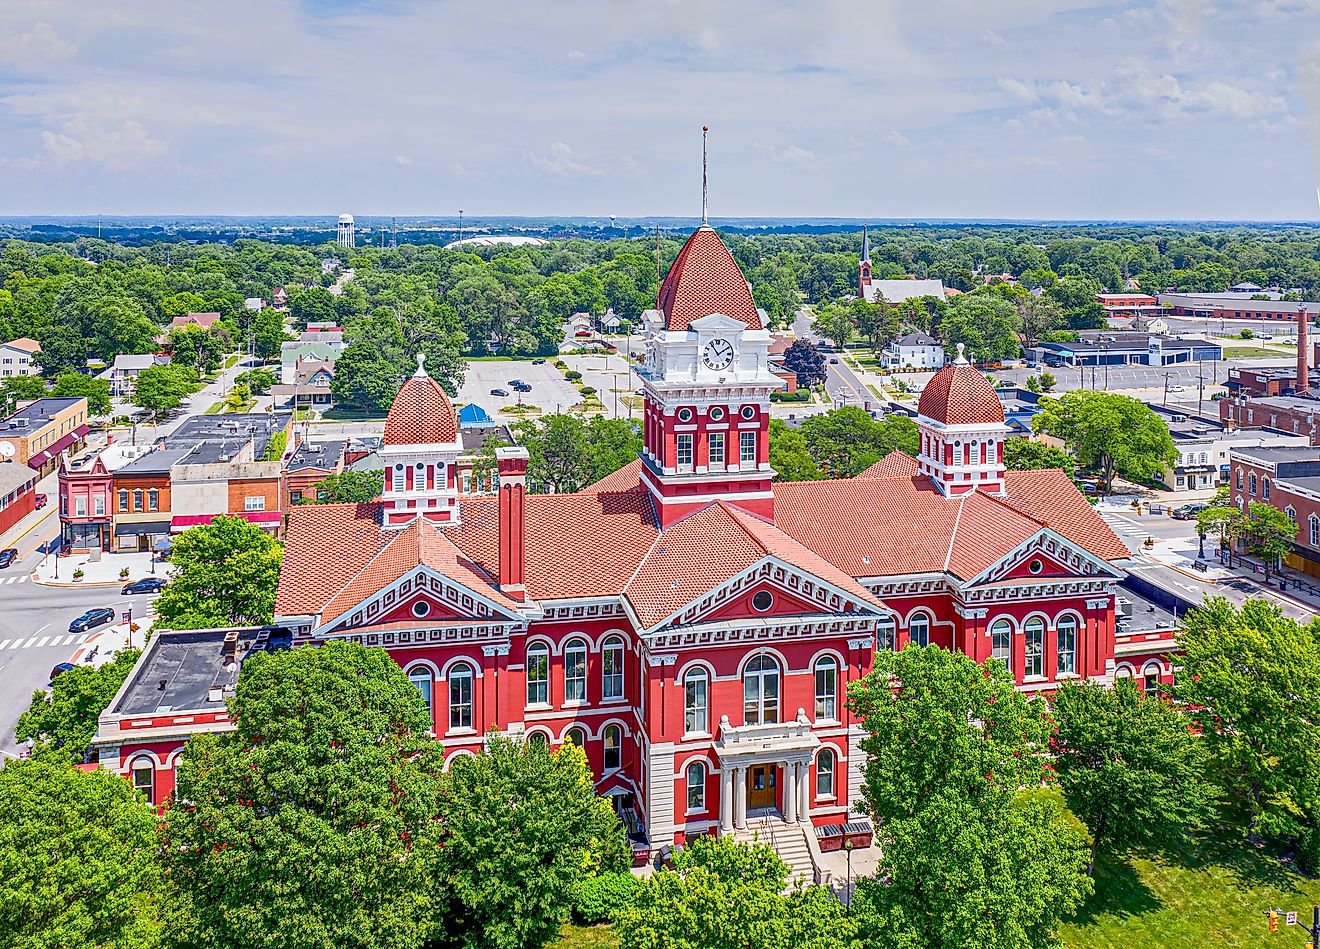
[714,710,819,831]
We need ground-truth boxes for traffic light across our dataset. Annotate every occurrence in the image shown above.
[1269,910,1279,933]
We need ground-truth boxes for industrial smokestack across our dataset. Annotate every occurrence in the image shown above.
[1300,303,1310,393]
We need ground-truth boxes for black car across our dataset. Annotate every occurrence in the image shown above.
[0,547,18,568]
[509,378,526,387]
[531,358,546,365]
[512,382,532,393]
[122,577,166,595]
[490,387,509,397]
[69,607,115,634]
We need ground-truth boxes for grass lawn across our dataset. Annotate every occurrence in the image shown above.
[556,924,618,949]
[1219,346,1293,358]
[1062,833,1320,948]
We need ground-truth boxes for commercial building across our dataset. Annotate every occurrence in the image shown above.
[0,397,89,476]
[282,439,346,509]
[1227,445,1320,577]
[1028,332,1221,368]
[58,443,154,552]
[1160,293,1315,323]
[1220,394,1320,444]
[95,223,1157,877]
[0,461,39,537]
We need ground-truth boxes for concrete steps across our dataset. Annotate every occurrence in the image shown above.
[732,815,815,887]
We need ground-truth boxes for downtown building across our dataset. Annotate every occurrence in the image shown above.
[94,224,1170,863]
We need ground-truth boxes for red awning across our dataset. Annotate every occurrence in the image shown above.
[28,424,90,470]
[171,511,283,532]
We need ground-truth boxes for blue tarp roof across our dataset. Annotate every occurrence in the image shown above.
[458,403,493,428]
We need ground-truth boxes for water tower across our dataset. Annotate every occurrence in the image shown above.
[337,213,356,248]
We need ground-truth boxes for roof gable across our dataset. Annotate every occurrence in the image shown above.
[657,227,760,332]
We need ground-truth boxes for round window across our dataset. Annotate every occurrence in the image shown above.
[394,463,403,471]
[412,601,431,618]
[709,406,726,422]
[677,408,693,422]
[752,590,774,612]
[741,405,756,420]
[1028,559,1044,575]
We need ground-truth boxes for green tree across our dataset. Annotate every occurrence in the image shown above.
[88,296,157,360]
[436,735,629,949]
[131,363,200,421]
[330,342,403,414]
[850,646,1091,949]
[814,303,856,351]
[781,339,826,388]
[1038,371,1057,392]
[798,407,918,478]
[1052,679,1216,875]
[583,416,642,483]
[938,293,1022,362]
[1032,390,1177,491]
[1196,504,1243,555]
[1003,439,1074,473]
[35,324,86,377]
[154,515,283,628]
[163,641,445,949]
[1017,295,1063,347]
[1178,597,1320,868]
[768,418,824,482]
[516,414,594,493]
[249,308,290,360]
[235,366,277,395]
[1243,501,1295,579]
[15,649,141,762]
[298,469,383,504]
[0,374,46,405]
[0,758,164,949]
[289,286,338,326]
[618,834,854,949]
[51,371,112,416]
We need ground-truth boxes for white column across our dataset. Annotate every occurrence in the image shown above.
[784,762,798,822]
[720,766,733,832]
[734,766,747,829]
[798,759,811,824]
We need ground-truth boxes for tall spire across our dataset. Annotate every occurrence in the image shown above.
[701,124,709,226]
[861,223,871,264]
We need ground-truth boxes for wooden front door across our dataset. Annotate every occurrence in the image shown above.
[746,764,777,811]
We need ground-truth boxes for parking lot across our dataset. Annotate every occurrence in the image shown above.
[456,359,580,417]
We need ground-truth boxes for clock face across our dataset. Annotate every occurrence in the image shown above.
[702,338,735,370]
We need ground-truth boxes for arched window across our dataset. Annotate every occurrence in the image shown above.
[1287,506,1298,524]
[392,463,405,492]
[990,620,1011,664]
[909,612,930,648]
[563,639,587,703]
[1056,615,1078,676]
[816,749,836,799]
[602,637,625,701]
[1311,514,1319,548]
[448,662,474,731]
[814,657,838,722]
[130,757,155,803]
[684,668,708,734]
[1263,477,1271,500]
[877,615,897,652]
[564,726,587,748]
[686,761,706,812]
[1142,663,1161,697]
[743,655,781,725]
[1236,467,1243,489]
[603,724,622,771]
[526,643,549,706]
[408,666,434,720]
[528,731,548,750]
[1024,618,1045,678]
[1250,472,1257,495]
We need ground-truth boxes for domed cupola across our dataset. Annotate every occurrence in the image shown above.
[916,343,1008,496]
[381,355,463,526]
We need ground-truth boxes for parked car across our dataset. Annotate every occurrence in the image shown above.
[509,378,526,387]
[512,382,532,393]
[829,358,840,364]
[69,607,115,634]
[49,661,76,682]
[1168,384,1185,392]
[1171,502,1209,520]
[33,493,47,510]
[490,387,509,397]
[122,577,167,595]
[0,548,18,568]
[574,329,591,338]
[532,358,547,365]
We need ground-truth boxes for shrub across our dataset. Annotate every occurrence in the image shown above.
[553,360,568,369]
[565,370,583,382]
[770,390,810,403]
[572,871,641,924]
[579,386,596,396]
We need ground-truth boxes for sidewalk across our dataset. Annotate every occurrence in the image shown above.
[35,550,159,587]
[1143,538,1320,615]
[0,471,58,552]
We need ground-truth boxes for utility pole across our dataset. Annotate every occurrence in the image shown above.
[1197,360,1204,418]
[1163,371,1170,406]
[457,210,464,244]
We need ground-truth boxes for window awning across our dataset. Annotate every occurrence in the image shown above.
[171,511,282,532]
[28,425,90,470]
[113,520,170,537]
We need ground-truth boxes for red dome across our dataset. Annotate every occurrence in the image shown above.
[917,349,1005,426]
[383,358,458,446]
[657,226,761,332]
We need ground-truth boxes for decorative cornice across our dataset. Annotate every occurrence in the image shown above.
[847,637,875,651]
[645,615,877,650]
[954,605,989,619]
[647,653,678,667]
[1086,598,1111,609]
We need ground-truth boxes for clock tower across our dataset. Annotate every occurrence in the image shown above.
[638,225,779,526]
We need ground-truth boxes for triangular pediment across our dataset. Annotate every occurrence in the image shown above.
[963,528,1122,588]
[315,563,524,635]
[687,312,748,333]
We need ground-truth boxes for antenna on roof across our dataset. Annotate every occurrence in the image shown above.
[655,225,661,303]
[701,125,710,225]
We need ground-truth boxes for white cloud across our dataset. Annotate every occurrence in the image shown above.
[529,142,604,177]
[395,154,414,166]
[759,144,817,165]
[885,130,911,148]
[0,21,75,68]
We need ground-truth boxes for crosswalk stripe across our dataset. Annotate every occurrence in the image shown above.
[0,640,9,650]
[35,636,48,648]
[18,575,27,583]
[3,577,13,584]
[21,637,36,648]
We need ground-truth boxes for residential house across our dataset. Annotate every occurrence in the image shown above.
[883,331,946,370]
[102,353,171,397]
[280,340,342,384]
[0,337,41,377]
[271,359,335,410]
[170,312,221,332]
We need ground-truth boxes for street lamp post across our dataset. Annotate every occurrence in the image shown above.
[843,838,854,915]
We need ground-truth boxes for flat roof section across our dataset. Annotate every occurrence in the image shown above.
[113,628,253,716]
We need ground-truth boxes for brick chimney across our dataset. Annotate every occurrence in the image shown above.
[1299,303,1310,393]
[496,446,529,602]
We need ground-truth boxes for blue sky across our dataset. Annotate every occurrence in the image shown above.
[1,0,1319,219]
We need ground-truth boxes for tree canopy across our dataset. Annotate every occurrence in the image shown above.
[1032,390,1177,491]
[16,648,140,762]
[154,515,283,628]
[1003,438,1074,473]
[797,406,919,478]
[131,363,200,419]
[513,414,642,493]
[298,469,382,504]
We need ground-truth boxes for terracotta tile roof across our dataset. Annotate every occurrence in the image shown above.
[917,361,1005,425]
[582,458,645,494]
[622,502,885,628]
[1002,469,1129,561]
[383,371,458,446]
[319,515,519,626]
[657,227,761,332]
[275,502,392,616]
[856,450,919,479]
[943,490,1044,579]
[449,490,660,601]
